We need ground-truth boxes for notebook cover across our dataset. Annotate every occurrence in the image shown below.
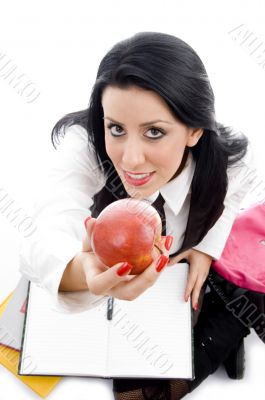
[0,287,61,398]
[0,277,29,350]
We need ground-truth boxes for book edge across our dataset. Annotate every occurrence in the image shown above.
[17,280,31,375]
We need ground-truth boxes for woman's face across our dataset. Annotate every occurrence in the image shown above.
[102,85,203,199]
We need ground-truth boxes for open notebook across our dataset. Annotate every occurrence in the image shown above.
[18,263,194,380]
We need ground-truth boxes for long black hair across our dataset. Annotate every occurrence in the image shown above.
[51,31,248,243]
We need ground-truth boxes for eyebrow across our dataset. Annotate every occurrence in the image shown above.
[103,116,174,127]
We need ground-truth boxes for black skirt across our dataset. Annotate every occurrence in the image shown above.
[207,269,265,344]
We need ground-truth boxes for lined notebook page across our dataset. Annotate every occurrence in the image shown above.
[19,284,109,376]
[19,263,193,379]
[108,263,193,379]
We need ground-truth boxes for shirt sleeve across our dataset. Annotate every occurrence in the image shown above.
[18,124,108,313]
[192,143,260,260]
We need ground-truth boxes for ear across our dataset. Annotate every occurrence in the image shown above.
[186,128,204,147]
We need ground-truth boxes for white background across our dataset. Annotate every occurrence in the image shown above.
[0,0,265,398]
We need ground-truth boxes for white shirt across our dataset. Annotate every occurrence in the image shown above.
[18,124,258,313]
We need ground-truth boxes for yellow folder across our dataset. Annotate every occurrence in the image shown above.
[0,290,61,398]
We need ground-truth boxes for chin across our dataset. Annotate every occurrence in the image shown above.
[125,188,144,199]
[127,188,155,201]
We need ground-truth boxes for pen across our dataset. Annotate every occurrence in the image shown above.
[107,296,114,320]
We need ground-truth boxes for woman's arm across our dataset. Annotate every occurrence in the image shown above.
[169,144,259,309]
[19,124,106,311]
[192,143,258,260]
[59,252,88,291]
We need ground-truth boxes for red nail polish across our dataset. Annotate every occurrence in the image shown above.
[194,303,199,311]
[117,262,132,276]
[165,236,174,251]
[84,216,92,229]
[156,255,169,272]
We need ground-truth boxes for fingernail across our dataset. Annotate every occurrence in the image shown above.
[156,254,169,272]
[184,295,189,302]
[84,216,92,229]
[194,303,199,311]
[117,262,133,276]
[165,236,174,251]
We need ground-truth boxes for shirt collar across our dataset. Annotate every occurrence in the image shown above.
[143,150,196,216]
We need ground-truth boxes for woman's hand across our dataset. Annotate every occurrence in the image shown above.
[80,217,173,301]
[168,248,213,310]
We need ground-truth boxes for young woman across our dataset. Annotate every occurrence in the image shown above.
[19,32,257,399]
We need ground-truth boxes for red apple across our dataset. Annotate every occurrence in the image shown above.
[90,198,163,274]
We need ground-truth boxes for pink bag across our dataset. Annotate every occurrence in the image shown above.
[212,201,265,293]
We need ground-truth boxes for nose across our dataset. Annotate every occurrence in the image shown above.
[121,137,146,169]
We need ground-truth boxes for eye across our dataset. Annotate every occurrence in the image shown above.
[145,127,165,140]
[106,123,166,140]
[107,124,125,137]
